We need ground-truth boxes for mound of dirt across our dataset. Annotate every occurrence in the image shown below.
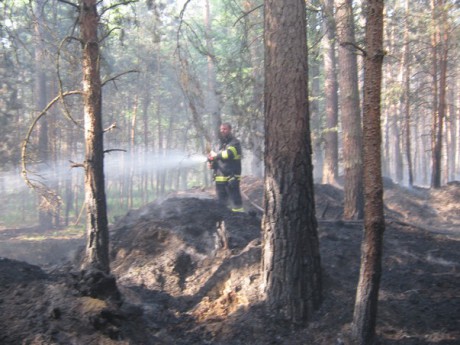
[384,182,460,238]
[0,179,458,344]
[110,197,261,301]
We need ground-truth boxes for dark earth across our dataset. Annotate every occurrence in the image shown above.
[0,177,459,344]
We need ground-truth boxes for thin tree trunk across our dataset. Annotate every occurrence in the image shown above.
[351,0,385,343]
[142,91,151,204]
[309,10,323,181]
[204,0,221,142]
[321,0,339,186]
[336,0,364,219]
[128,95,138,209]
[391,104,403,182]
[435,3,448,186]
[447,87,457,181]
[383,110,390,177]
[80,0,110,275]
[243,0,264,178]
[402,0,413,186]
[430,0,443,188]
[34,0,53,229]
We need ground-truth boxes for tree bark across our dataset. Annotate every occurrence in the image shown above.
[309,10,323,181]
[402,0,413,186]
[80,0,110,275]
[430,0,445,188]
[391,103,403,182]
[34,0,54,229]
[321,0,339,185]
[204,0,222,142]
[447,87,457,181]
[262,0,322,324]
[243,0,264,178]
[351,0,385,343]
[336,0,364,219]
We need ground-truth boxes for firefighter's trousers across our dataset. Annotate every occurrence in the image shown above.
[215,177,243,212]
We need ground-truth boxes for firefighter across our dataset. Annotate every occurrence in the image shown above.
[208,123,244,212]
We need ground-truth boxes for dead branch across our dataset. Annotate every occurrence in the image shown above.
[57,37,83,126]
[233,4,263,26]
[240,190,264,213]
[104,149,127,154]
[99,27,121,43]
[101,69,139,87]
[340,41,367,56]
[57,0,79,9]
[100,0,138,17]
[104,122,118,132]
[175,0,194,56]
[21,90,82,200]
[69,161,85,169]
[176,2,212,146]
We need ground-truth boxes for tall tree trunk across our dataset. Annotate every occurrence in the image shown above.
[129,95,138,209]
[321,0,339,186]
[309,9,323,181]
[142,88,151,204]
[391,104,403,182]
[435,1,448,187]
[243,0,264,178]
[456,83,460,181]
[351,0,385,343]
[34,0,54,229]
[80,0,110,275]
[204,0,221,142]
[382,107,390,177]
[447,87,457,181]
[402,0,413,186]
[336,0,364,219]
[430,0,444,188]
[262,0,322,324]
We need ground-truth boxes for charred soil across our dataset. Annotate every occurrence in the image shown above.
[0,178,459,344]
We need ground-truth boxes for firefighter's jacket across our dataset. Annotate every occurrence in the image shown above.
[212,135,242,182]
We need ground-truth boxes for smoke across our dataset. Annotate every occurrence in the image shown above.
[104,150,208,178]
[0,169,30,194]
[0,150,208,194]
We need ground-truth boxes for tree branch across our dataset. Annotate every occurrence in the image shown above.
[340,41,367,56]
[70,161,85,169]
[177,0,193,47]
[57,0,79,9]
[99,26,121,43]
[233,4,263,27]
[57,37,83,126]
[100,0,139,17]
[101,69,139,87]
[104,149,127,154]
[104,122,118,132]
[21,91,82,209]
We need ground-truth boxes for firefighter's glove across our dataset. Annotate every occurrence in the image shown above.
[207,151,216,169]
[208,151,217,169]
[228,176,238,188]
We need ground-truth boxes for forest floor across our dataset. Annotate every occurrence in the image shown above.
[0,177,459,344]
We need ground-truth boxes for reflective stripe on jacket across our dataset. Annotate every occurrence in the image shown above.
[213,135,242,180]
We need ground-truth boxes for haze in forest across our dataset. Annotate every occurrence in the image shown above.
[1,150,207,190]
[0,0,458,235]
[0,150,209,227]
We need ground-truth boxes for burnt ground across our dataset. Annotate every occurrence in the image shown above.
[0,177,459,344]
